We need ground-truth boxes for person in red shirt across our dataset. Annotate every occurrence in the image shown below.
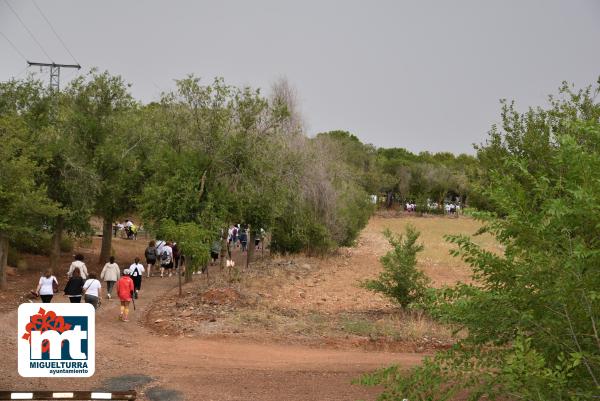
[116,268,135,322]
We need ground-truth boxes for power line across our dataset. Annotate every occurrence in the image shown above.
[0,30,28,61]
[3,0,53,62]
[32,0,79,65]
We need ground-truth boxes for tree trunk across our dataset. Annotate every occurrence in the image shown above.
[184,262,192,284]
[99,217,113,264]
[0,233,7,290]
[49,216,64,272]
[386,191,393,208]
[219,228,228,270]
[247,228,255,268]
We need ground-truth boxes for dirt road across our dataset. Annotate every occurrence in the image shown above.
[0,270,422,401]
[0,214,486,400]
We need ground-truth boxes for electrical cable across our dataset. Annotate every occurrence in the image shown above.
[0,30,28,61]
[3,0,53,62]
[32,0,79,65]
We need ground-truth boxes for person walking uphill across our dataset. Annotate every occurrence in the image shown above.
[100,256,120,299]
[129,258,145,299]
[36,269,58,303]
[116,269,135,322]
[64,267,84,303]
[68,254,88,279]
[83,273,102,309]
[145,241,157,278]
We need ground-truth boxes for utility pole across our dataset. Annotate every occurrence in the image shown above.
[27,61,81,92]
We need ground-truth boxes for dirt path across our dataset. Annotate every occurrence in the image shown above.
[0,265,423,400]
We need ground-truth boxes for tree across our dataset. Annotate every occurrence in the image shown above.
[0,113,59,289]
[64,70,142,264]
[0,78,95,271]
[361,226,429,308]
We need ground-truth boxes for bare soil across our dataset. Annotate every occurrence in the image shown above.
[0,215,488,400]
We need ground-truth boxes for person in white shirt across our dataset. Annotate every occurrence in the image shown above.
[159,241,174,277]
[100,256,121,299]
[68,254,88,279]
[83,273,102,309]
[129,258,145,298]
[36,269,58,303]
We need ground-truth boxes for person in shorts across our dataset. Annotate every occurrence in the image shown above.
[160,241,174,277]
[145,240,157,277]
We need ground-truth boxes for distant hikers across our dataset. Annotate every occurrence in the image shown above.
[83,273,102,309]
[129,257,145,298]
[100,256,121,300]
[145,240,157,277]
[63,267,85,303]
[239,227,248,252]
[68,254,88,279]
[36,269,58,303]
[116,269,135,322]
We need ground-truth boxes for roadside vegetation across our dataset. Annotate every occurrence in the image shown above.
[1,69,598,400]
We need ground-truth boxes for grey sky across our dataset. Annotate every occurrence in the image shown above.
[1,0,599,154]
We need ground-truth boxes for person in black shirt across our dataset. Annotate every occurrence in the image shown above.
[64,267,85,303]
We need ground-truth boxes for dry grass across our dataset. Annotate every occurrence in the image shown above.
[148,215,498,351]
[370,215,500,286]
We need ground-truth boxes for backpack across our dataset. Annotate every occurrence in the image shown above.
[145,247,156,260]
[161,249,169,261]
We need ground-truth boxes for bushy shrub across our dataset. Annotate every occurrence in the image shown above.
[10,233,74,256]
[361,226,429,308]
[336,189,374,246]
[271,208,334,255]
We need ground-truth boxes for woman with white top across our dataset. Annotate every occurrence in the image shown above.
[100,256,120,299]
[68,254,88,279]
[129,258,145,299]
[83,272,102,309]
[36,269,58,303]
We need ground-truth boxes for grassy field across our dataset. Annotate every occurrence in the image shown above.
[370,214,500,286]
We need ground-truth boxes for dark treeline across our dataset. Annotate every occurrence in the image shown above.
[316,130,478,210]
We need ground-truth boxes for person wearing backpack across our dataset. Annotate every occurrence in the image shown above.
[100,256,120,299]
[129,257,145,298]
[116,269,135,322]
[64,267,85,303]
[159,241,173,278]
[36,269,58,303]
[172,242,182,274]
[145,241,158,278]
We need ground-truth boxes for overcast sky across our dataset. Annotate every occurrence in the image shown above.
[1,0,599,154]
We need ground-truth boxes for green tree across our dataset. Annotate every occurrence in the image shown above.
[64,70,143,263]
[361,226,429,308]
[0,113,59,289]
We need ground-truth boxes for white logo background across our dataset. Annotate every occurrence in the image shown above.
[18,303,95,378]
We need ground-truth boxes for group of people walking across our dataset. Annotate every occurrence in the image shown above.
[144,240,183,277]
[34,252,149,322]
